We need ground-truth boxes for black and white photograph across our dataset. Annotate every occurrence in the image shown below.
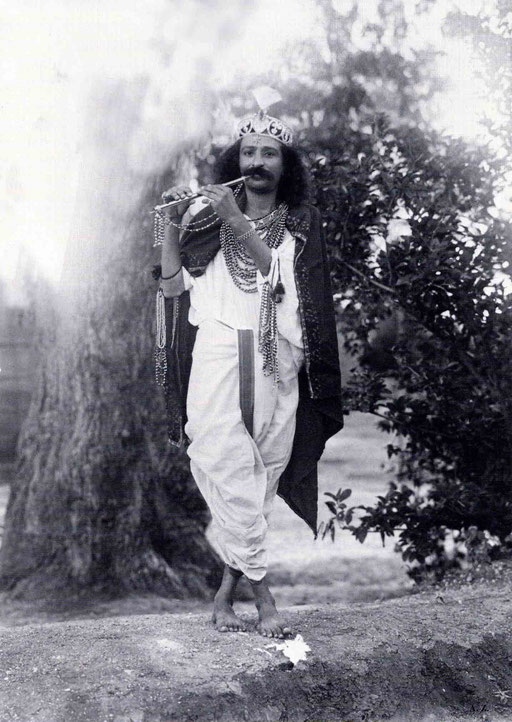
[0,1,511,720]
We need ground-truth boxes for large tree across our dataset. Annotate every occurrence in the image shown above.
[0,81,220,599]
[0,0,261,600]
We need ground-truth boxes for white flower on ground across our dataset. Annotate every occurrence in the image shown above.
[266,634,311,665]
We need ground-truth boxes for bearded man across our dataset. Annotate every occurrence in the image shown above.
[153,101,343,638]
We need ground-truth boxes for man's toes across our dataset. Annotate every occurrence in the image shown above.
[215,616,246,633]
[257,623,275,637]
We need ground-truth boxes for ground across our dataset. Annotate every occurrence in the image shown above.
[1,414,511,721]
[1,581,512,722]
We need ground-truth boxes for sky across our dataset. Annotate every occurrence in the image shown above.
[0,0,506,301]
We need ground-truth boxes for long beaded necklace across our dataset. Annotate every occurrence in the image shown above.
[220,202,288,293]
[220,202,289,381]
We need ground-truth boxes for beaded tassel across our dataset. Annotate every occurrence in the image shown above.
[155,288,167,387]
[258,280,279,382]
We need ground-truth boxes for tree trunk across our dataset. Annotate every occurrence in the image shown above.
[0,80,221,600]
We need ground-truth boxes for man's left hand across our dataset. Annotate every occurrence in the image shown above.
[198,185,243,225]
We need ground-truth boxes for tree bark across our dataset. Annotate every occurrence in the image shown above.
[0,80,221,600]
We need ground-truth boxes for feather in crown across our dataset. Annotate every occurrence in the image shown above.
[235,87,293,146]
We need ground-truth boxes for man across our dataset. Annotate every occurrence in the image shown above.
[153,102,343,638]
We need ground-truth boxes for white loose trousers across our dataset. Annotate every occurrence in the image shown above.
[160,220,305,581]
[185,320,303,581]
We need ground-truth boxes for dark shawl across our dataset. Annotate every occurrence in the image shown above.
[155,202,343,533]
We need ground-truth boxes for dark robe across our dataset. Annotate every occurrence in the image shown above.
[153,202,344,533]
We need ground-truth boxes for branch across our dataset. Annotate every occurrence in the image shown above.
[367,409,465,441]
[341,261,394,294]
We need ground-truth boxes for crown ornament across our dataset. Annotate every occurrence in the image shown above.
[235,87,293,146]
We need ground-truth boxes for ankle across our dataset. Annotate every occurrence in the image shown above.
[247,574,268,589]
[226,565,243,579]
[214,591,232,606]
[250,581,276,605]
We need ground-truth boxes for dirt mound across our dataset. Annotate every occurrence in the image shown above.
[1,582,512,721]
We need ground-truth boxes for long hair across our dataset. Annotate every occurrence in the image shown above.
[213,138,310,208]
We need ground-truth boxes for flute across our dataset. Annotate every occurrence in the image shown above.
[152,176,249,213]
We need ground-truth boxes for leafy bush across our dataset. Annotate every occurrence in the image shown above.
[312,114,512,581]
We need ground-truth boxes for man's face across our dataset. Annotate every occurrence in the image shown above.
[239,135,284,194]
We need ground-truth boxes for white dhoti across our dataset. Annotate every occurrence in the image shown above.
[160,221,304,581]
[185,319,303,581]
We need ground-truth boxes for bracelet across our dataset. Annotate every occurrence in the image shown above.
[235,228,256,244]
[160,266,182,281]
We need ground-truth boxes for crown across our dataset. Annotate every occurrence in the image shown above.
[234,87,294,146]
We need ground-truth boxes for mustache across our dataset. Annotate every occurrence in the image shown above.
[244,167,274,180]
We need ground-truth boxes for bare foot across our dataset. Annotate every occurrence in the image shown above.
[212,598,247,633]
[250,577,293,639]
[211,565,247,633]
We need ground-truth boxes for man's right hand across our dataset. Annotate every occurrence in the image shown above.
[161,185,195,219]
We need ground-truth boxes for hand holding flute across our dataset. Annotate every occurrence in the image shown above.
[156,177,247,294]
[155,176,248,217]
[158,185,196,221]
[157,172,273,281]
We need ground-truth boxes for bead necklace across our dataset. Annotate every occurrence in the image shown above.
[220,202,288,293]
[220,202,289,382]
[247,205,283,229]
